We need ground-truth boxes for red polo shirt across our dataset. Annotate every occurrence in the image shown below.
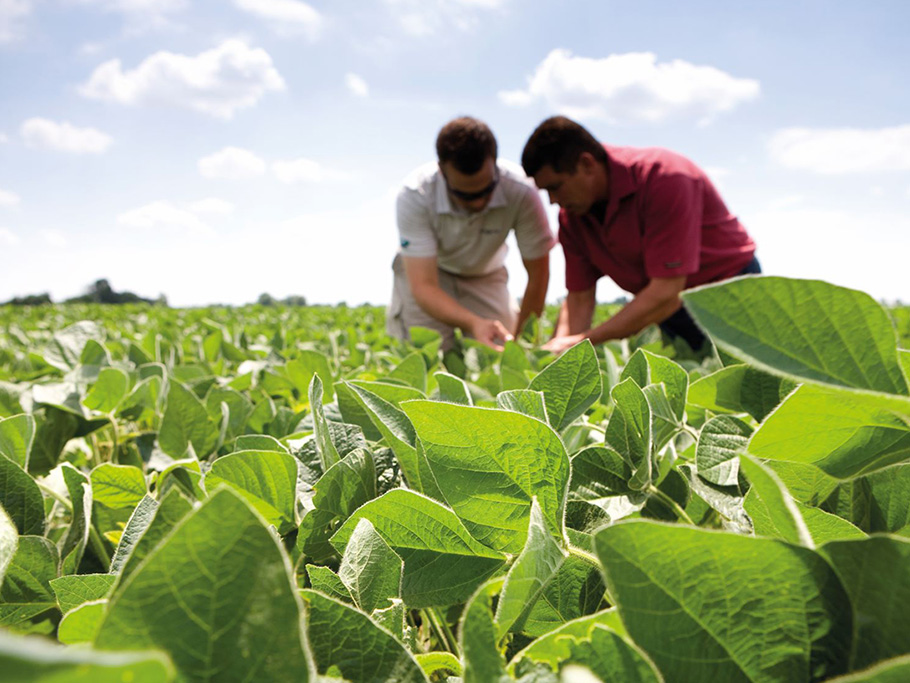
[559,145,756,294]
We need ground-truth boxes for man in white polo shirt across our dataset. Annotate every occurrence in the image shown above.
[387,116,555,351]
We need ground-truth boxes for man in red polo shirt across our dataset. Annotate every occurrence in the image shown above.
[521,115,758,353]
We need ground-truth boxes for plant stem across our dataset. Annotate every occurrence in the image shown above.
[425,608,459,656]
[647,484,696,525]
[89,524,112,570]
[36,481,72,511]
[109,415,120,464]
[567,544,600,569]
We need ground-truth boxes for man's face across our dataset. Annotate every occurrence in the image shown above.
[440,157,498,213]
[532,157,600,215]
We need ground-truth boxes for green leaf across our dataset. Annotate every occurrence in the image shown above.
[59,464,91,575]
[83,367,130,414]
[528,340,603,430]
[95,488,310,682]
[682,276,909,395]
[688,365,797,422]
[206,449,299,534]
[51,573,116,614]
[819,536,910,671]
[158,381,219,458]
[0,536,58,629]
[0,414,35,469]
[415,651,462,679]
[338,518,403,613]
[604,379,652,492]
[43,321,104,372]
[866,464,910,533]
[0,504,16,587]
[740,454,813,546]
[496,389,548,423]
[434,371,473,406]
[764,460,840,507]
[795,502,866,544]
[494,498,567,638]
[389,352,428,393]
[117,489,193,583]
[459,577,506,683]
[563,625,663,683]
[29,407,80,477]
[302,589,427,682]
[823,656,910,683]
[0,630,174,682]
[508,609,626,675]
[309,374,340,471]
[306,565,353,603]
[403,401,570,554]
[0,454,45,536]
[570,446,633,499]
[696,416,752,487]
[58,599,107,644]
[330,489,505,607]
[520,554,607,638]
[595,520,852,683]
[287,350,335,402]
[345,382,440,499]
[749,384,910,480]
[622,349,688,422]
[90,463,146,510]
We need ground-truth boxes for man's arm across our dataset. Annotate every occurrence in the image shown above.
[513,255,550,338]
[543,276,686,353]
[403,255,512,350]
[553,287,597,338]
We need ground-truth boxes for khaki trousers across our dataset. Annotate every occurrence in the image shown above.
[386,253,517,350]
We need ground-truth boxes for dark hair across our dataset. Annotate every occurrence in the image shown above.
[521,115,607,176]
[436,117,498,174]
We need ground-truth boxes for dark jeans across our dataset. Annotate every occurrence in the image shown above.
[659,256,762,351]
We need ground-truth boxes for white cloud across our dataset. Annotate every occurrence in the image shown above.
[272,158,348,184]
[42,229,68,248]
[0,0,31,43]
[0,228,20,245]
[0,189,20,207]
[79,39,286,119]
[198,147,267,180]
[345,73,369,98]
[769,124,910,174]
[189,197,235,215]
[385,0,507,36]
[0,132,8,143]
[20,118,113,154]
[234,0,323,39]
[117,200,216,237]
[500,49,760,125]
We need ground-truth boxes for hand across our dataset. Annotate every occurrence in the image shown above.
[469,317,513,351]
[542,332,588,354]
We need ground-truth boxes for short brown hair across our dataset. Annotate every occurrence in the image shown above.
[436,116,497,174]
[521,116,607,176]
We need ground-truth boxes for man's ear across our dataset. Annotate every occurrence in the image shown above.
[577,152,598,173]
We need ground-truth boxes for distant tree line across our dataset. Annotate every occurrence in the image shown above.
[3,279,166,306]
[256,293,308,307]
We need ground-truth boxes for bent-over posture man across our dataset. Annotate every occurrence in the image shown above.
[386,116,555,351]
[521,115,759,353]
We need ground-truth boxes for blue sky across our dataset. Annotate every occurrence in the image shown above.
[1,0,909,306]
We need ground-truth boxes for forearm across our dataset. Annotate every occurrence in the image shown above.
[514,276,548,337]
[412,283,480,332]
[585,290,682,345]
[555,291,596,337]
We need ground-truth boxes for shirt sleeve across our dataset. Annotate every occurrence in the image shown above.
[641,173,704,279]
[512,186,556,261]
[396,186,438,258]
[559,212,602,292]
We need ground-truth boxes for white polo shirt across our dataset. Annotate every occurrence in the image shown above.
[396,160,555,276]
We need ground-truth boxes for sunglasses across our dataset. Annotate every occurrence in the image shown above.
[445,171,499,202]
